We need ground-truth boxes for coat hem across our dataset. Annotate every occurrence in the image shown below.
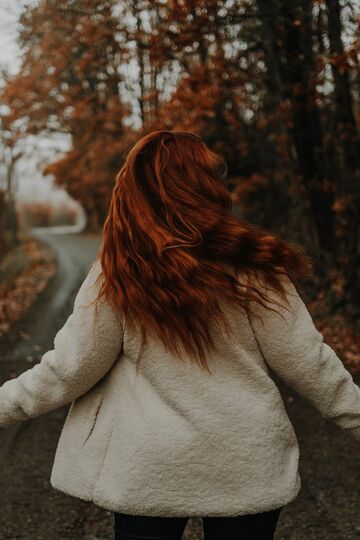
[50,473,302,518]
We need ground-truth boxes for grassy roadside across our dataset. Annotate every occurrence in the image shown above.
[0,233,57,338]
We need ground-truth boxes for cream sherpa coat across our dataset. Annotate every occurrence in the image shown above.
[1,259,360,518]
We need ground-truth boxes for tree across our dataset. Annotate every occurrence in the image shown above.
[325,0,360,316]
[0,109,22,247]
[2,0,132,229]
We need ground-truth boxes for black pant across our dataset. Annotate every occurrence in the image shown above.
[114,507,283,540]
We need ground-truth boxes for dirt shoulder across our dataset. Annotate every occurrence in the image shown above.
[0,233,57,341]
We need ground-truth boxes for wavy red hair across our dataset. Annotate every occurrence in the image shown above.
[95,130,313,372]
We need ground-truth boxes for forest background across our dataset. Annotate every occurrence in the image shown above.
[0,0,359,333]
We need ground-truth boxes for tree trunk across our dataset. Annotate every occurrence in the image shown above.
[279,0,336,256]
[256,0,324,257]
[325,0,360,325]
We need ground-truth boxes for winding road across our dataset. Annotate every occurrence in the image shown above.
[0,231,359,539]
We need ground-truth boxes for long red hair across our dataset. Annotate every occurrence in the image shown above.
[95,130,313,372]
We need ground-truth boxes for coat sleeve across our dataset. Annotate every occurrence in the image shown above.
[247,273,360,441]
[0,259,124,428]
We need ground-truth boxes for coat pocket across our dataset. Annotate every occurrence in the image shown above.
[62,380,106,450]
[80,391,104,448]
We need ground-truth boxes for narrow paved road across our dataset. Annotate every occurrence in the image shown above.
[0,231,359,539]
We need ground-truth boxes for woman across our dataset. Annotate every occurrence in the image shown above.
[0,130,359,540]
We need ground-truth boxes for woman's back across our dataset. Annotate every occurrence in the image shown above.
[48,260,299,517]
[46,259,360,518]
